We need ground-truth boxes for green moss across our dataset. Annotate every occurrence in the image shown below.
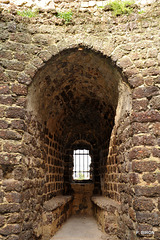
[108,0,135,16]
[57,10,73,23]
[17,9,38,18]
[138,10,145,14]
[97,6,104,9]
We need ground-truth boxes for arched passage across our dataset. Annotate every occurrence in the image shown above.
[26,47,132,239]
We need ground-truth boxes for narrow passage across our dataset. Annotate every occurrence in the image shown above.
[50,216,105,240]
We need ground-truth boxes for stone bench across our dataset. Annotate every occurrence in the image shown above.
[36,196,73,240]
[91,196,120,239]
[91,196,120,212]
[43,195,73,212]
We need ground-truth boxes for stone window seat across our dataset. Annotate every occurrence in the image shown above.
[40,196,73,240]
[43,195,73,212]
[91,196,120,239]
[91,196,120,211]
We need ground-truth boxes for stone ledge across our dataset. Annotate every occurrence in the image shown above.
[91,196,120,212]
[43,195,73,212]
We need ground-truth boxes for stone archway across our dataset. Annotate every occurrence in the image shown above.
[25,46,133,239]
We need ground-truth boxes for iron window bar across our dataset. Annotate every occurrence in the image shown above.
[73,149,91,181]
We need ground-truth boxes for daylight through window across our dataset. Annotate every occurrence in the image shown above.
[73,149,91,180]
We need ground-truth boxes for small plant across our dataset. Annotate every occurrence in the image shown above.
[138,9,145,14]
[97,6,104,9]
[57,10,73,23]
[108,0,135,16]
[17,9,38,18]
[78,172,85,180]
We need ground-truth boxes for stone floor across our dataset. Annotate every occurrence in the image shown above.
[50,216,106,240]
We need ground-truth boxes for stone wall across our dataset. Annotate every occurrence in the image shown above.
[71,183,94,215]
[0,1,160,240]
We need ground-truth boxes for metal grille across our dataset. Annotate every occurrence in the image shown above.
[73,149,91,180]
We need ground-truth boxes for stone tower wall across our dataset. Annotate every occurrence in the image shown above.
[0,1,159,240]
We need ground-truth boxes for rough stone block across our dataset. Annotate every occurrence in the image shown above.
[10,33,31,44]
[132,110,160,123]
[0,224,21,235]
[5,192,22,203]
[152,148,160,158]
[18,72,32,85]
[1,60,25,71]
[0,203,20,213]
[118,56,133,69]
[142,173,157,183]
[7,213,22,224]
[0,96,13,105]
[129,173,139,185]
[136,211,160,226]
[0,130,22,140]
[134,186,160,197]
[11,120,25,131]
[0,120,9,129]
[133,134,156,146]
[2,179,22,192]
[132,161,157,173]
[153,123,160,136]
[11,84,28,96]
[133,99,148,112]
[155,231,160,240]
[133,86,159,99]
[129,147,151,160]
[6,107,26,119]
[0,85,9,94]
[0,154,21,165]
[133,198,155,211]
[0,215,5,227]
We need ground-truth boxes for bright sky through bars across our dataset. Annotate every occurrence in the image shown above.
[73,149,91,180]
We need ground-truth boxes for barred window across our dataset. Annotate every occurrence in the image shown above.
[73,149,91,180]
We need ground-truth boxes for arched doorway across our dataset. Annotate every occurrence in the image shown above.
[26,47,132,239]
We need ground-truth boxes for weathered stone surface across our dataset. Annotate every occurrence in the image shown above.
[43,195,72,211]
[18,72,32,85]
[150,95,160,109]
[0,85,9,94]
[0,96,13,105]
[134,186,160,197]
[0,120,9,129]
[11,120,25,130]
[129,147,151,160]
[91,196,120,212]
[133,134,156,146]
[6,107,25,119]
[0,216,5,227]
[133,86,159,99]
[0,224,21,235]
[152,148,160,158]
[5,192,22,203]
[133,198,155,211]
[132,161,157,173]
[136,211,160,226]
[0,154,21,165]
[2,179,22,192]
[132,110,160,123]
[0,1,159,240]
[11,84,27,96]
[142,173,157,183]
[133,99,148,112]
[0,204,20,213]
[0,130,22,140]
